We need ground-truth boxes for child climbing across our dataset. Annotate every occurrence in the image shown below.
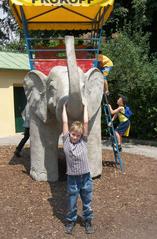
[97,50,113,95]
[108,95,131,152]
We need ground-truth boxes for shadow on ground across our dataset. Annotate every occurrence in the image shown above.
[9,147,70,225]
[9,148,30,175]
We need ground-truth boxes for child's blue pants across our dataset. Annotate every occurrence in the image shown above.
[66,172,93,222]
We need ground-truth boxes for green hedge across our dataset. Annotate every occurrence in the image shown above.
[101,32,157,140]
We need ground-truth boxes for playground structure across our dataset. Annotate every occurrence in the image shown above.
[9,0,115,74]
[9,1,124,182]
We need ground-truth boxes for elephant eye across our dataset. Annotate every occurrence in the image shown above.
[49,85,55,90]
[39,90,46,95]
[49,82,56,91]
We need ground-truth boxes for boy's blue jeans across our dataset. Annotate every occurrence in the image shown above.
[66,172,93,222]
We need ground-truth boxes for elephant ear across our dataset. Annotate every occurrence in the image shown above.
[24,70,47,122]
[84,68,104,118]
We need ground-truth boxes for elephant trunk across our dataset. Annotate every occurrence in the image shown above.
[65,36,83,120]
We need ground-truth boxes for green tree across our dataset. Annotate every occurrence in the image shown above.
[0,1,18,45]
[102,32,157,139]
[0,1,26,52]
[101,0,157,139]
[146,0,157,52]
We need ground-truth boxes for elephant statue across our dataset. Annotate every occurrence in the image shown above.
[24,36,104,182]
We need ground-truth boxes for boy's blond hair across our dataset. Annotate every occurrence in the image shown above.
[70,121,83,134]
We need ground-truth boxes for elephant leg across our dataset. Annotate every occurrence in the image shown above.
[87,108,102,178]
[30,115,60,182]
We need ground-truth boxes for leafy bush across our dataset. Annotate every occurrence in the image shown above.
[101,32,157,140]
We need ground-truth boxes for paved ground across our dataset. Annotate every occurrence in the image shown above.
[102,141,157,160]
[0,133,29,146]
[0,133,157,160]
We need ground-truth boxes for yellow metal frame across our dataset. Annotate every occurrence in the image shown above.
[9,0,114,30]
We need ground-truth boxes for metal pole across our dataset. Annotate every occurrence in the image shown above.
[20,6,34,70]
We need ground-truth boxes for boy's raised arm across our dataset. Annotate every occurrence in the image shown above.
[83,104,88,137]
[62,104,69,135]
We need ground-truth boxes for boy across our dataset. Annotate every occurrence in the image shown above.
[62,104,94,235]
[109,95,130,151]
[97,50,113,95]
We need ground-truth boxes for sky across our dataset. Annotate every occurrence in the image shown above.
[0,2,18,42]
[0,5,5,19]
[0,7,2,19]
[0,1,7,19]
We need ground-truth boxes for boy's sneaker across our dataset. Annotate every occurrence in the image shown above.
[113,144,122,153]
[65,221,75,234]
[113,144,118,152]
[118,144,122,152]
[108,121,112,127]
[84,220,94,234]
